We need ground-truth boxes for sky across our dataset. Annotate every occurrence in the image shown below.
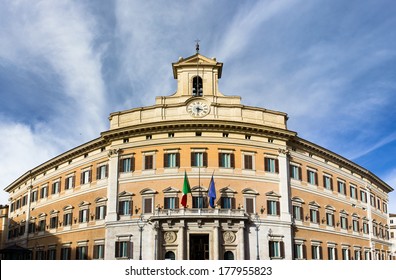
[0,0,395,212]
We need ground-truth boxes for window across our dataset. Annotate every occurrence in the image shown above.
[310,209,319,224]
[192,196,207,208]
[264,157,279,173]
[79,209,89,223]
[120,156,135,173]
[96,164,108,180]
[40,186,48,199]
[191,152,207,167]
[362,220,369,234]
[323,175,333,190]
[52,181,61,194]
[243,154,253,170]
[340,215,348,230]
[307,170,318,185]
[47,248,56,260]
[354,249,361,260]
[311,244,322,260]
[293,205,303,221]
[28,222,36,234]
[290,165,302,180]
[293,243,305,260]
[93,244,105,259]
[220,197,234,209]
[50,216,58,229]
[81,169,92,185]
[143,197,153,214]
[65,175,75,190]
[360,190,367,203]
[76,246,88,260]
[95,205,107,220]
[164,153,180,168]
[269,241,284,259]
[267,200,280,216]
[328,246,337,260]
[342,248,350,260]
[22,195,28,206]
[352,218,359,232]
[35,249,46,260]
[192,76,203,96]
[326,211,335,227]
[115,241,131,259]
[38,219,46,232]
[118,200,132,216]
[245,198,254,214]
[350,185,357,199]
[60,247,71,260]
[31,190,38,202]
[219,153,235,168]
[370,195,375,207]
[383,202,388,213]
[144,155,154,170]
[63,212,73,226]
[337,181,346,195]
[164,197,178,209]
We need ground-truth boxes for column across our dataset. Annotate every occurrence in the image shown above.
[178,220,185,260]
[237,221,245,260]
[213,220,220,260]
[106,148,120,222]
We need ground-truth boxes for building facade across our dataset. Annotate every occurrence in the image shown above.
[3,52,393,260]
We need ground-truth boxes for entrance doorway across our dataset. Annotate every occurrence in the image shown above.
[189,234,209,260]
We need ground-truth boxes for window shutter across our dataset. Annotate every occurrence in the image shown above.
[269,241,274,258]
[231,197,236,209]
[131,157,135,172]
[191,152,195,166]
[118,201,122,215]
[164,153,169,168]
[115,242,120,258]
[95,207,99,219]
[128,201,132,215]
[203,152,208,167]
[264,158,268,171]
[280,241,285,258]
[119,159,124,172]
[314,172,318,185]
[276,201,280,216]
[319,246,323,260]
[306,170,310,183]
[303,244,307,259]
[246,198,254,214]
[176,153,180,167]
[311,246,315,259]
[164,198,169,209]
[105,164,108,178]
[80,173,84,185]
[299,167,302,181]
[97,167,100,180]
[230,153,235,168]
[275,159,279,173]
[175,197,179,209]
[144,198,152,213]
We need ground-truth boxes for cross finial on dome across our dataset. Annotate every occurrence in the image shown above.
[195,39,200,54]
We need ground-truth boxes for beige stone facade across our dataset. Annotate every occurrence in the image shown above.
[2,52,393,260]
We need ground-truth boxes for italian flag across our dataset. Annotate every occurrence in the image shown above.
[181,171,191,207]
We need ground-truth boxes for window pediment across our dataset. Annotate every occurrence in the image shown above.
[162,187,180,194]
[140,188,157,195]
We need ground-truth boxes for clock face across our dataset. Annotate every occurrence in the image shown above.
[187,101,210,117]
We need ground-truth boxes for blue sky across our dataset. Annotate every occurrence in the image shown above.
[0,0,395,212]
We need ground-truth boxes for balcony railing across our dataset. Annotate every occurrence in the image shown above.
[152,208,247,218]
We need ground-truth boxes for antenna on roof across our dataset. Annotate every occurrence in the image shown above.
[195,39,200,54]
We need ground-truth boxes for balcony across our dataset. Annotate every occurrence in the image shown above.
[150,208,248,220]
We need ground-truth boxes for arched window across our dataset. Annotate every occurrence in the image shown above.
[224,251,234,260]
[165,251,175,260]
[192,76,203,96]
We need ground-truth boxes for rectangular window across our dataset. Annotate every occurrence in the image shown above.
[144,155,154,170]
[354,250,361,260]
[50,216,58,229]
[164,197,178,209]
[47,248,57,260]
[310,209,319,224]
[164,153,180,168]
[360,190,367,203]
[340,216,348,230]
[264,157,279,173]
[269,241,284,259]
[39,220,46,232]
[63,213,73,226]
[353,220,359,232]
[311,245,322,260]
[93,244,105,259]
[40,186,48,199]
[96,164,108,180]
[323,176,333,190]
[370,195,375,207]
[65,175,75,190]
[307,170,318,185]
[81,170,91,185]
[79,209,89,223]
[290,165,302,180]
[220,197,234,209]
[191,152,207,167]
[328,247,337,260]
[350,185,357,199]
[245,198,254,214]
[115,241,131,259]
[52,181,61,194]
[31,190,38,202]
[337,181,346,195]
[60,247,71,260]
[326,212,335,227]
[28,222,35,234]
[143,198,153,213]
[267,200,280,216]
[120,157,135,173]
[219,153,235,168]
[383,202,388,213]
[192,196,207,208]
[243,154,253,170]
[76,246,88,260]
[22,195,28,206]
[342,248,350,260]
[293,205,303,221]
[118,200,132,216]
[363,222,369,234]
[293,243,305,260]
[95,205,106,220]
